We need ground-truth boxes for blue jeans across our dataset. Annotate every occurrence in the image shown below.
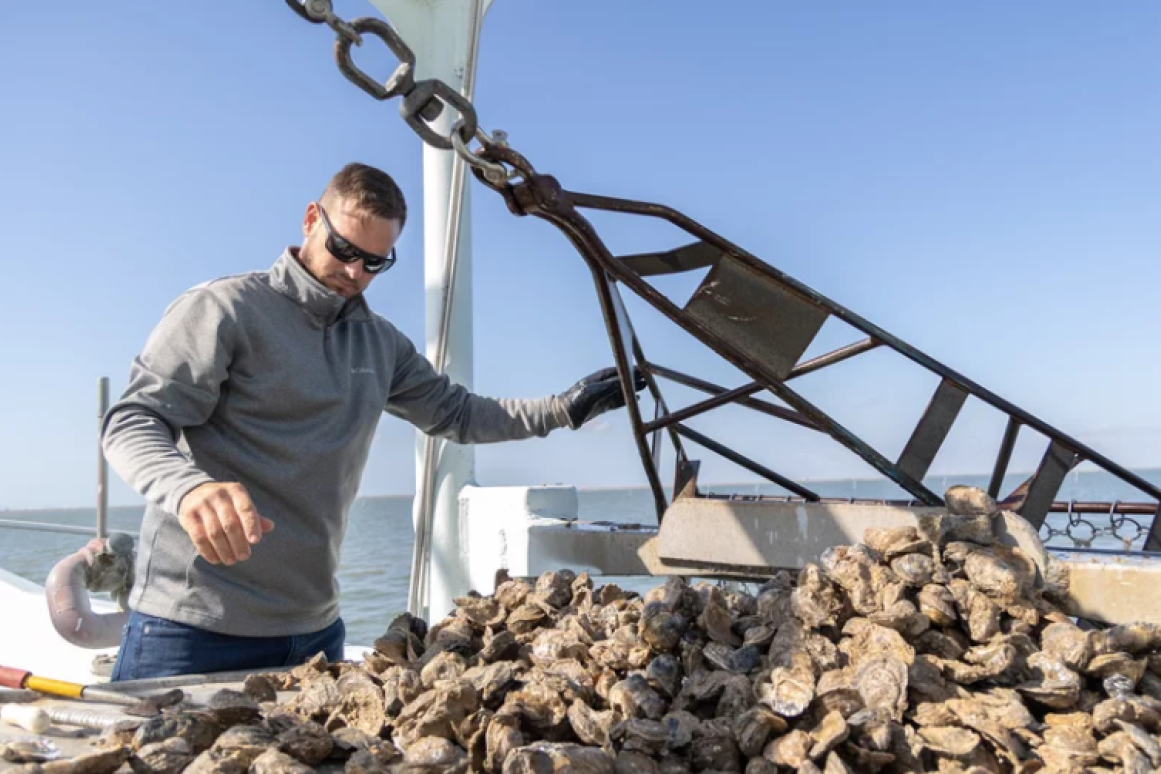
[111,612,345,682]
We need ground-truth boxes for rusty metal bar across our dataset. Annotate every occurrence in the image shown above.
[643,338,882,435]
[641,381,767,434]
[1146,503,1161,551]
[896,378,970,482]
[589,272,668,520]
[616,241,720,277]
[1003,441,1082,528]
[988,418,1021,499]
[786,337,882,380]
[696,492,1160,517]
[646,364,818,431]
[673,423,819,501]
[643,338,881,434]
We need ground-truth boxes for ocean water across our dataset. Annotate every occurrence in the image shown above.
[2,469,1159,647]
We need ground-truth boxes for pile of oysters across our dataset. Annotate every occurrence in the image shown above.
[16,486,1161,774]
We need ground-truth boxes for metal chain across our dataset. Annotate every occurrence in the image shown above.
[1039,500,1149,551]
[284,0,520,176]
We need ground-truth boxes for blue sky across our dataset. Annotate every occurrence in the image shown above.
[1,2,1158,509]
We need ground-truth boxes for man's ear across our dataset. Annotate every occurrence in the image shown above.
[302,201,321,238]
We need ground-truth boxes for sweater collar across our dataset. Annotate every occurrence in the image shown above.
[269,247,367,325]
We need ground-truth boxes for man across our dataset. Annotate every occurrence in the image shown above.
[102,162,643,681]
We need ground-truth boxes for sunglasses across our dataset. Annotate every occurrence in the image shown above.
[315,203,396,274]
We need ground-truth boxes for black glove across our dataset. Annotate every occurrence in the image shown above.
[558,367,648,429]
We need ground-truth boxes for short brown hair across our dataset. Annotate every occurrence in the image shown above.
[321,162,407,227]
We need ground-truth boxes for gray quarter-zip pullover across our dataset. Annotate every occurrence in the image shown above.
[102,249,570,636]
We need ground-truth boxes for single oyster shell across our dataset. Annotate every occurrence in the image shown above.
[645,654,683,699]
[331,727,400,765]
[963,548,1034,605]
[917,585,957,627]
[249,748,313,774]
[374,613,425,664]
[502,742,615,774]
[613,719,672,757]
[609,674,667,720]
[420,651,467,687]
[688,734,741,772]
[732,708,787,758]
[867,600,929,640]
[944,486,997,516]
[209,725,276,768]
[395,679,481,747]
[242,674,280,704]
[914,630,967,662]
[909,655,958,704]
[404,736,468,767]
[615,751,660,774]
[840,620,915,669]
[130,738,194,774]
[1018,652,1081,710]
[760,666,814,718]
[889,554,935,588]
[500,681,568,735]
[288,673,341,719]
[1040,721,1100,769]
[854,656,909,721]
[809,711,849,760]
[662,710,700,751]
[531,629,590,667]
[567,701,617,749]
[463,661,518,707]
[454,594,507,629]
[382,666,424,716]
[1113,720,1161,767]
[495,579,532,611]
[820,545,880,615]
[331,670,388,736]
[1098,623,1161,656]
[1086,652,1146,687]
[791,564,843,629]
[133,712,223,755]
[184,747,250,774]
[508,602,552,635]
[277,720,333,766]
[862,527,920,555]
[476,630,519,665]
[640,603,688,652]
[534,571,575,609]
[917,726,980,758]
[1041,621,1093,672]
[486,713,523,773]
[1097,731,1152,774]
[698,587,741,647]
[763,729,812,768]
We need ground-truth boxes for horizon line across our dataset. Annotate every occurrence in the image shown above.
[5,465,1158,514]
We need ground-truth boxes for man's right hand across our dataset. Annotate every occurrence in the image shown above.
[178,482,275,565]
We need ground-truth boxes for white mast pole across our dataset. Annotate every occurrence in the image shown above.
[365,0,495,621]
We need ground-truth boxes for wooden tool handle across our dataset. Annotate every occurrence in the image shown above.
[0,704,50,733]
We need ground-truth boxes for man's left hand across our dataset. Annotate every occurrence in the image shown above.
[558,367,648,429]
